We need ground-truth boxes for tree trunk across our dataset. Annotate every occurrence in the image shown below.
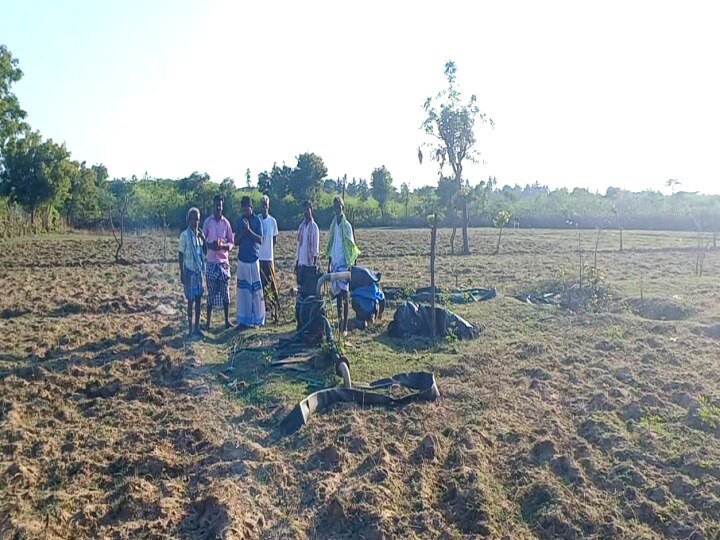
[163,214,167,262]
[495,226,503,254]
[620,227,623,252]
[44,205,52,232]
[116,208,125,262]
[450,220,457,255]
[461,197,470,255]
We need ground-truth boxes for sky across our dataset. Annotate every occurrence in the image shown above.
[1,0,719,194]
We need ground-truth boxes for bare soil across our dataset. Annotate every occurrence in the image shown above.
[1,228,719,539]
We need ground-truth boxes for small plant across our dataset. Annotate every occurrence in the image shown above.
[259,350,274,365]
[639,415,667,433]
[263,285,280,323]
[443,321,459,346]
[400,281,414,300]
[320,334,346,361]
[451,267,461,288]
[605,324,627,341]
[493,209,512,254]
[698,396,720,430]
[585,265,609,312]
[586,265,607,290]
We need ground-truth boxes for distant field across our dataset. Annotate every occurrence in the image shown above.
[1,228,719,539]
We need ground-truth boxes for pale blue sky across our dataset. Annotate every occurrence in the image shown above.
[2,0,719,194]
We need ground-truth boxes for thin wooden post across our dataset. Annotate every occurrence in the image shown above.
[430,213,438,341]
[577,224,583,289]
[162,213,167,262]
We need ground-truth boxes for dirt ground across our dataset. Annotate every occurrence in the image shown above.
[1,228,719,539]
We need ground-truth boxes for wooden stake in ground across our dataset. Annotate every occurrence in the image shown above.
[576,223,584,289]
[162,213,168,262]
[429,213,438,341]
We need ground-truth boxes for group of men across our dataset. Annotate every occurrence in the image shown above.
[178,194,359,338]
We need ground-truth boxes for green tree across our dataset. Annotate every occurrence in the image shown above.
[422,60,493,254]
[64,161,103,226]
[0,45,28,151]
[605,186,625,251]
[358,178,369,202]
[273,163,293,199]
[178,171,211,214]
[91,163,108,187]
[416,187,441,222]
[290,152,327,203]
[370,165,394,221]
[178,171,209,200]
[1,131,72,227]
[257,171,271,195]
[468,177,495,224]
[346,177,359,197]
[323,178,338,193]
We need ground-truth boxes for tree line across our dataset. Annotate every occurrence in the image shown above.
[1,45,718,245]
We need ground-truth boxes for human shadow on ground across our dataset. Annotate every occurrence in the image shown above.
[0,258,177,270]
[374,332,437,353]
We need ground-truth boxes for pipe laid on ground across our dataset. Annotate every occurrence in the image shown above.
[315,271,352,296]
[336,360,352,389]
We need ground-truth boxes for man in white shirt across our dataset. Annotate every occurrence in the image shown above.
[258,195,279,323]
[295,200,320,292]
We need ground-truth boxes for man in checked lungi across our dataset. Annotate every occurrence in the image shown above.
[201,195,234,330]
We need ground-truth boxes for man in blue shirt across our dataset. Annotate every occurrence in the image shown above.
[234,196,265,327]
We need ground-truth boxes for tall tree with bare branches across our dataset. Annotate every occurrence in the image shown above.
[421,60,493,254]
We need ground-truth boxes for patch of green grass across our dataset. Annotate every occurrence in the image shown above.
[638,415,667,431]
[698,396,720,430]
[605,324,628,341]
[238,377,310,406]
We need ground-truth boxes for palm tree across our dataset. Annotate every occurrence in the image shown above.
[665,178,681,195]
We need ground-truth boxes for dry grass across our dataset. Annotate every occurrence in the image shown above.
[1,228,719,539]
